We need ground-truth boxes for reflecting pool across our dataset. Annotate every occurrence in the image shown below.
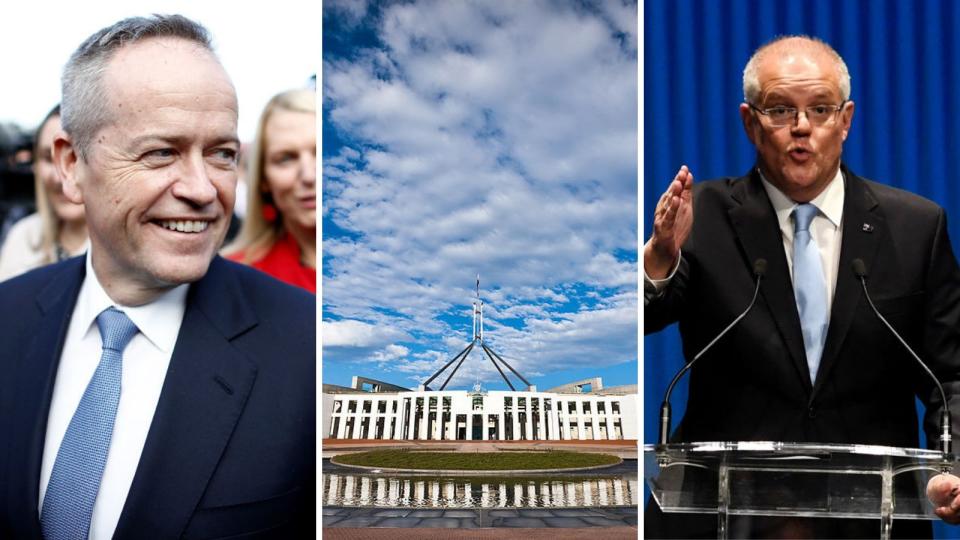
[322,473,638,508]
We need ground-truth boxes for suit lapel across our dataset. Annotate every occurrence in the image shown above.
[114,257,259,538]
[811,168,882,400]
[727,170,813,391]
[6,259,85,539]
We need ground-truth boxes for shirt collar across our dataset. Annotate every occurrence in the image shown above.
[759,166,845,231]
[75,250,189,353]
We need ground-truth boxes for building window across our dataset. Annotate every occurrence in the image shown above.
[348,400,357,413]
[545,399,552,412]
[472,395,483,411]
[518,397,526,409]
[363,400,372,413]
[532,398,540,412]
[612,401,620,414]
[443,396,452,411]
[333,400,342,413]
[568,402,576,414]
[583,401,591,414]
[429,397,438,411]
[378,401,387,413]
[505,397,513,411]
[598,401,606,414]
[392,401,398,413]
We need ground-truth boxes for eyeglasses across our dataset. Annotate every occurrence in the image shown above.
[749,101,846,127]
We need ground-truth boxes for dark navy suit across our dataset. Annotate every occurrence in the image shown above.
[645,165,960,538]
[0,256,315,539]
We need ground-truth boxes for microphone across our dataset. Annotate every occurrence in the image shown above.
[658,258,767,448]
[853,258,952,457]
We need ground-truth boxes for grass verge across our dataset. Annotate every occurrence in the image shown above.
[334,450,620,470]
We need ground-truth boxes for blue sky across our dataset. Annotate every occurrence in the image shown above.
[322,0,638,391]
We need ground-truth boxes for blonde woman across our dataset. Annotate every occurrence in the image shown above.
[0,106,87,281]
[225,89,316,292]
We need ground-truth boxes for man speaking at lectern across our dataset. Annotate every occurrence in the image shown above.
[645,36,960,537]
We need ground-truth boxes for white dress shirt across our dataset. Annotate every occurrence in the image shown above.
[644,167,846,311]
[759,168,845,311]
[38,251,188,540]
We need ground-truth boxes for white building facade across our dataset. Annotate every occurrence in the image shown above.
[322,387,638,441]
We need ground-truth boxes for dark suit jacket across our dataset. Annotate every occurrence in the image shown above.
[645,165,960,537]
[0,256,316,539]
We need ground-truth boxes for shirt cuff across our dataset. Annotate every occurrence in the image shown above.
[643,249,681,292]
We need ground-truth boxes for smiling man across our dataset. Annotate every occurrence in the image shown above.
[0,15,314,540]
[645,36,960,538]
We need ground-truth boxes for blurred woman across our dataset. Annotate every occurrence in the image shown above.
[0,106,87,281]
[225,89,316,292]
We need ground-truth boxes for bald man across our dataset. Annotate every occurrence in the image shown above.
[645,36,960,538]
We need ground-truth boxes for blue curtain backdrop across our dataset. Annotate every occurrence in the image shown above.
[644,0,960,535]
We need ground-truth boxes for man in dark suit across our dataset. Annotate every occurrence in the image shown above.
[0,15,314,539]
[645,36,960,537]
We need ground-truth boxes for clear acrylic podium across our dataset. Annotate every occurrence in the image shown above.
[644,442,956,539]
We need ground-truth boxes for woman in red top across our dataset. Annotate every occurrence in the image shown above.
[226,88,316,292]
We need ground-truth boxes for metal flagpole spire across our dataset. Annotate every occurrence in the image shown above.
[423,275,532,391]
[477,274,483,341]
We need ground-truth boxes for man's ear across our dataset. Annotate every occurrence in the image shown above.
[840,99,855,142]
[739,103,758,146]
[53,131,83,204]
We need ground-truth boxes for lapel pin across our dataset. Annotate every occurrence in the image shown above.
[862,223,874,233]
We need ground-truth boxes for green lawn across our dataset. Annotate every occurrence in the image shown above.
[334,450,620,470]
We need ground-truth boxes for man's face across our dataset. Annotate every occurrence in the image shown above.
[57,37,239,304]
[739,46,854,202]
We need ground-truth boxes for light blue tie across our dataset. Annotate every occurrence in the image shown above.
[792,203,829,383]
[41,307,138,540]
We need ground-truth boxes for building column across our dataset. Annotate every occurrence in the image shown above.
[336,414,347,439]
[466,412,474,441]
[418,409,428,440]
[524,401,533,441]
[539,406,547,440]
[512,408,521,441]
[406,403,415,440]
[482,415,489,440]
[367,412,377,439]
[556,401,565,440]
[497,413,504,441]
[575,401,585,439]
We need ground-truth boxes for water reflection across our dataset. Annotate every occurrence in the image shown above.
[323,474,637,508]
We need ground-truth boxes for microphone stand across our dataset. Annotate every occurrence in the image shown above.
[657,259,767,460]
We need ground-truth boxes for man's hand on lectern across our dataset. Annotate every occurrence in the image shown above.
[928,473,960,524]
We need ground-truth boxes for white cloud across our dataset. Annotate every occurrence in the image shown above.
[322,319,409,348]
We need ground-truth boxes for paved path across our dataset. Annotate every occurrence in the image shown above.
[323,527,638,540]
[323,506,637,530]
[322,527,638,539]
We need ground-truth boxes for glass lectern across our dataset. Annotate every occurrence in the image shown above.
[644,442,955,540]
